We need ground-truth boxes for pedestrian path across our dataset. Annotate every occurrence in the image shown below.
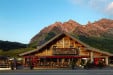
[0,68,10,70]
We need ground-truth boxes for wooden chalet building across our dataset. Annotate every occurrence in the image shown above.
[19,32,113,68]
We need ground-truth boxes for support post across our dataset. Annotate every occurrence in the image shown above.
[90,51,94,63]
[105,57,109,65]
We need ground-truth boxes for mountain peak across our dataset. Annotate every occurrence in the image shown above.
[68,19,76,23]
[99,18,112,22]
[67,19,80,25]
[54,22,62,25]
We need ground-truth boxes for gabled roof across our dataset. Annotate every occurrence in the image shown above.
[19,32,113,56]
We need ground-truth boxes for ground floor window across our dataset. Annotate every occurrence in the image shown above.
[23,56,108,68]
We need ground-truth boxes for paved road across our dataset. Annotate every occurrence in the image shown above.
[0,70,113,75]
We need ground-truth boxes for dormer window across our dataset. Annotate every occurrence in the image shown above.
[53,46,57,49]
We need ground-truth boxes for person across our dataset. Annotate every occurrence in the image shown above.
[10,62,14,70]
[70,61,75,70]
[29,62,34,70]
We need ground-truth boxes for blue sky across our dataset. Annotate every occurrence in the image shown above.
[0,0,113,44]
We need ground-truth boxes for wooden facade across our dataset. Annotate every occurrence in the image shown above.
[19,32,113,68]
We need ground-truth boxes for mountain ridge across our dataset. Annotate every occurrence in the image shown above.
[29,18,113,53]
[30,18,113,43]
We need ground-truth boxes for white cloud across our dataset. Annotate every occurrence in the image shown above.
[69,0,113,18]
[89,0,113,17]
[88,0,108,9]
[108,2,113,9]
[69,0,109,10]
[106,2,113,15]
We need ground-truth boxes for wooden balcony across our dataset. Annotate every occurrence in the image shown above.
[53,48,79,55]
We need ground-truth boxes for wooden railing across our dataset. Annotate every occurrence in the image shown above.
[53,48,79,55]
[0,64,10,68]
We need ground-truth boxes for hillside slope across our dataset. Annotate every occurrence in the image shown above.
[0,40,27,51]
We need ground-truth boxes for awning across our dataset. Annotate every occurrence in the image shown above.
[24,55,89,59]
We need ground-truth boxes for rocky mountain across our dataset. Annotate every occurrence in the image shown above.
[73,19,113,37]
[29,18,113,53]
[29,20,80,47]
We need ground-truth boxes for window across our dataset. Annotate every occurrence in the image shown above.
[53,46,57,49]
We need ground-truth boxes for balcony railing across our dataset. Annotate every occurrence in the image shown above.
[53,48,79,55]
